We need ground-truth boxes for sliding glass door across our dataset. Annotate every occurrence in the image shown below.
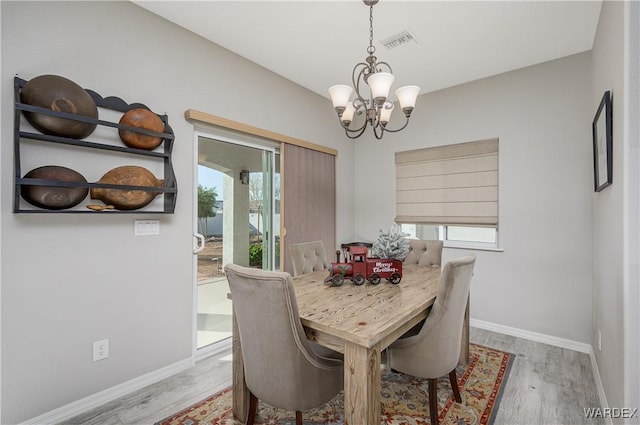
[256,150,281,271]
[194,134,280,350]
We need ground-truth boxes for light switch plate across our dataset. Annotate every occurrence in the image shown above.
[134,219,160,236]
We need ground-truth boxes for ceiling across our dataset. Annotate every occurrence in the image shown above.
[133,1,602,100]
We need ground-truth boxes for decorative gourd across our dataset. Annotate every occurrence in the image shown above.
[118,108,164,150]
[21,166,88,210]
[90,166,164,210]
[20,75,98,139]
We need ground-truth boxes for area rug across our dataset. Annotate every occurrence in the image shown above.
[156,343,513,425]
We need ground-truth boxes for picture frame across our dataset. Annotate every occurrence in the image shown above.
[592,90,612,192]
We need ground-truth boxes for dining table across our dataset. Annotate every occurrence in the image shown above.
[231,264,470,425]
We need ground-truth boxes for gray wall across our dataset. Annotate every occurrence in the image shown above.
[353,52,595,344]
[0,1,354,423]
[623,0,640,411]
[591,0,625,411]
[1,0,638,423]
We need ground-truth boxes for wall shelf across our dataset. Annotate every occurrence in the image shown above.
[13,76,177,213]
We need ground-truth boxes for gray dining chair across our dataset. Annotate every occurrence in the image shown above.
[403,239,443,267]
[224,263,344,425]
[289,240,331,276]
[388,254,476,425]
[397,239,444,338]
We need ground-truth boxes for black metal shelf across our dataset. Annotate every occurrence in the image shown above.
[13,76,178,214]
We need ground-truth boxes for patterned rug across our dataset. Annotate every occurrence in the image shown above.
[156,343,513,425]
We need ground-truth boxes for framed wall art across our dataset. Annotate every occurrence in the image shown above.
[592,90,612,192]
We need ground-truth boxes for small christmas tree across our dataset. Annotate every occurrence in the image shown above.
[372,224,410,260]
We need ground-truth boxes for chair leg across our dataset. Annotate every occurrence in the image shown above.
[428,378,439,425]
[295,410,303,425]
[449,369,462,403]
[247,392,258,425]
[382,349,390,370]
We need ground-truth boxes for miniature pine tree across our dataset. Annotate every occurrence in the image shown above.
[372,224,410,260]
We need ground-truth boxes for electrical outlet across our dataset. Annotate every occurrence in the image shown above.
[93,339,109,361]
[598,330,602,351]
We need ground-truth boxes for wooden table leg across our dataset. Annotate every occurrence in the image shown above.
[459,295,470,365]
[343,343,381,425]
[232,309,250,423]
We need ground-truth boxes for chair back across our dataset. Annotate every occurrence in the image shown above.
[391,255,476,378]
[289,241,330,276]
[404,240,443,267]
[225,264,343,412]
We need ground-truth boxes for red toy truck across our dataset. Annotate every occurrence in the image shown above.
[325,245,402,286]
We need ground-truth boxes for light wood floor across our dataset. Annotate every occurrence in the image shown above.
[59,327,603,425]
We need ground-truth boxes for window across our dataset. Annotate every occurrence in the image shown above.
[401,224,499,250]
[395,138,500,250]
[446,226,496,244]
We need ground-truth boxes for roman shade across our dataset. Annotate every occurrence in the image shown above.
[395,138,498,227]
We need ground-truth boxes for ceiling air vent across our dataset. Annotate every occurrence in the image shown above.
[380,30,418,50]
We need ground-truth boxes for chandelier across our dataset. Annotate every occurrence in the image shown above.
[329,0,420,140]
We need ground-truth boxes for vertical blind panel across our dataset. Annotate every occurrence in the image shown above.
[282,144,336,275]
[395,138,498,226]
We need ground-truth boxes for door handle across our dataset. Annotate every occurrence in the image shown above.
[193,233,205,254]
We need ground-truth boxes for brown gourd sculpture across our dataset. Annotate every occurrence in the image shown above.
[118,108,165,150]
[90,165,164,210]
[21,165,88,210]
[20,74,98,139]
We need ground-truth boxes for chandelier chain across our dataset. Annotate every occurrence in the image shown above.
[367,5,375,55]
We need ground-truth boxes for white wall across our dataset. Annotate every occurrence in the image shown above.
[623,0,640,412]
[591,0,626,411]
[0,1,354,423]
[2,1,637,422]
[353,52,595,344]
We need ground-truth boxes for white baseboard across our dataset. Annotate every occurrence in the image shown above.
[195,337,232,362]
[471,318,610,421]
[471,318,592,353]
[586,346,612,425]
[21,357,194,425]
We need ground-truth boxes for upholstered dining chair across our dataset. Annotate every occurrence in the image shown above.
[224,263,344,425]
[403,239,443,267]
[396,239,444,338]
[387,254,476,425]
[289,240,331,276]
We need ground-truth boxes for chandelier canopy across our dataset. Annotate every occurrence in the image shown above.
[329,0,420,140]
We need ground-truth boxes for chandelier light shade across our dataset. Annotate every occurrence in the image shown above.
[328,85,353,110]
[367,72,394,101]
[329,0,420,140]
[396,85,421,110]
